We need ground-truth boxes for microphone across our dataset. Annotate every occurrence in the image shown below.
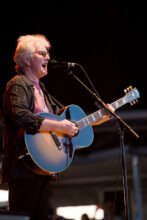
[48,59,78,69]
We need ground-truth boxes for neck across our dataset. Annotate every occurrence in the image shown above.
[23,67,39,83]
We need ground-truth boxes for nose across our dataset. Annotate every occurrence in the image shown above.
[45,53,50,60]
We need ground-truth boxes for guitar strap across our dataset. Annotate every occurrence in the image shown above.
[48,93,65,109]
[65,107,73,158]
[65,106,71,120]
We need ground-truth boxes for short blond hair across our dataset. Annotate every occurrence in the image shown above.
[14,34,51,73]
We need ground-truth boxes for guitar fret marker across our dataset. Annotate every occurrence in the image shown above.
[122,98,126,104]
[114,102,119,109]
[91,114,96,122]
[83,119,88,127]
[86,117,90,125]
[98,110,102,118]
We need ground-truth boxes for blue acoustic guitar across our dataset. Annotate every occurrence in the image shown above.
[24,87,140,175]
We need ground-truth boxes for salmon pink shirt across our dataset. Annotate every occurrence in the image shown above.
[31,80,49,113]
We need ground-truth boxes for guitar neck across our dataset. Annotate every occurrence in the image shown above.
[77,95,128,130]
[111,96,128,110]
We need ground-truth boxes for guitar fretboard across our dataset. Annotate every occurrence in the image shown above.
[76,96,128,130]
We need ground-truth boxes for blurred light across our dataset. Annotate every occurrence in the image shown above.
[0,190,9,202]
[57,205,104,220]
[95,207,104,220]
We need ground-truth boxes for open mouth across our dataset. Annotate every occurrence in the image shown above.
[42,64,48,71]
[42,64,47,68]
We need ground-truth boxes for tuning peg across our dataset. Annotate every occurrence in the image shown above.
[124,86,133,93]
[129,86,132,90]
[130,100,137,105]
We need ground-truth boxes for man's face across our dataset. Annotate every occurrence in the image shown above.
[28,43,50,79]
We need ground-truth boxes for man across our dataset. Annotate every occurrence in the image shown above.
[1,34,113,220]
[2,34,78,220]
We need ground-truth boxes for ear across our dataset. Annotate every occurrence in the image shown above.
[22,54,31,66]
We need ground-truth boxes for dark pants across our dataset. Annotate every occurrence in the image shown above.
[8,175,49,220]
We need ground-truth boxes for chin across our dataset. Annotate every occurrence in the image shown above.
[40,71,48,79]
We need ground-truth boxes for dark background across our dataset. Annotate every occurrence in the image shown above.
[0,0,145,113]
[0,1,146,217]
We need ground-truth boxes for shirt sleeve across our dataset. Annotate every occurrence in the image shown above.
[4,83,45,134]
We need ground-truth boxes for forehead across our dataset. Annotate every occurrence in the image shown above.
[34,41,47,50]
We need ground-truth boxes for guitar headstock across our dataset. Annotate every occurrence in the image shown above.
[124,86,140,105]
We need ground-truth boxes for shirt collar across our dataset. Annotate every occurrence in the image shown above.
[19,73,45,89]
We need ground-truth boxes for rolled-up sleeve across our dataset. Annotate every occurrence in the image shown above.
[4,83,44,134]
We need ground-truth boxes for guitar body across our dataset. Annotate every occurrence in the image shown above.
[24,105,94,174]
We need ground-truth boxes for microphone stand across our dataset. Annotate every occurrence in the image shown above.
[68,70,139,220]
